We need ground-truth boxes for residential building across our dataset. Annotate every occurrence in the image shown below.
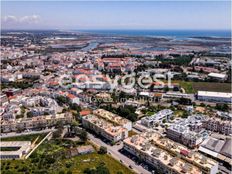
[93,109,132,131]
[1,113,73,133]
[167,115,206,148]
[123,131,218,174]
[141,109,173,128]
[82,114,128,143]
[203,118,232,135]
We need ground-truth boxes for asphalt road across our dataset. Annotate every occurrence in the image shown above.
[88,133,151,174]
[0,128,56,138]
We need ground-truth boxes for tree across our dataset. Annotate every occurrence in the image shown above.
[69,103,81,111]
[95,164,110,174]
[65,161,73,168]
[98,146,107,154]
[53,128,63,138]
[67,171,72,174]
[79,129,88,141]
[116,105,138,122]
[181,111,188,118]
[178,98,192,105]
[200,103,206,107]
[27,112,33,118]
[84,163,110,174]
[215,103,229,112]
[117,172,124,174]
[45,156,55,164]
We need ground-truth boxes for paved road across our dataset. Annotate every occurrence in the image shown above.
[88,133,151,174]
[0,128,56,138]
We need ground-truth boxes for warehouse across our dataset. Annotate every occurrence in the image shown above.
[197,91,232,103]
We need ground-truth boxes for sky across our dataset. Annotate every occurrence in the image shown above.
[1,1,231,30]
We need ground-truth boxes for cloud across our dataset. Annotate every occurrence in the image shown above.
[19,15,41,24]
[2,15,18,23]
[2,15,41,24]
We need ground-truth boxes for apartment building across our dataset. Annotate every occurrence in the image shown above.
[203,118,232,135]
[141,109,173,128]
[1,113,73,133]
[167,115,206,148]
[93,109,132,131]
[82,114,128,143]
[123,131,218,174]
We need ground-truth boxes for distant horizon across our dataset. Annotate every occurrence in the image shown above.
[1,29,231,31]
[2,28,230,39]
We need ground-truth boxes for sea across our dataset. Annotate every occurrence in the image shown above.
[79,29,231,39]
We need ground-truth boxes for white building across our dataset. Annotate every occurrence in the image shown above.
[141,109,173,128]
[197,91,232,103]
[0,141,31,159]
[167,115,206,148]
[208,73,227,81]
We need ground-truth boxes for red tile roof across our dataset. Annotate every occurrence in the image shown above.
[80,110,91,116]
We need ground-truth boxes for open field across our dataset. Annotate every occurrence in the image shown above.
[191,82,231,93]
[179,81,195,93]
[178,81,231,93]
[1,139,134,174]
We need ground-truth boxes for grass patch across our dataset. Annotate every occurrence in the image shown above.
[174,110,184,117]
[172,80,231,94]
[192,82,231,93]
[179,81,195,93]
[0,147,21,151]
[146,111,155,116]
[62,153,135,174]
[0,139,134,174]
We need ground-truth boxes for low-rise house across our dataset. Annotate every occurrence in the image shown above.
[66,145,94,158]
[67,93,80,104]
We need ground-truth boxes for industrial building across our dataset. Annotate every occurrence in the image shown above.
[197,91,232,103]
